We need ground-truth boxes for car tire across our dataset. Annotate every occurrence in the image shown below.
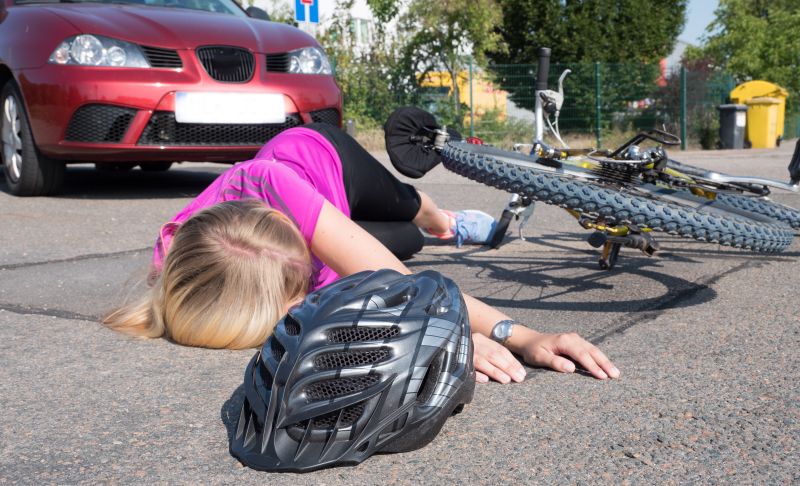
[139,161,173,172]
[1,81,65,196]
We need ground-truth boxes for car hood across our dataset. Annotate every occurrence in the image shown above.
[42,4,316,52]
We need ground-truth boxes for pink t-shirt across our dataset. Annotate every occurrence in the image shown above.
[151,127,349,290]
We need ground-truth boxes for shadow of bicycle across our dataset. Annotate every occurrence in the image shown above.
[408,227,785,314]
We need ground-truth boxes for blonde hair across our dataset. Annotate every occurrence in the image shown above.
[103,199,312,349]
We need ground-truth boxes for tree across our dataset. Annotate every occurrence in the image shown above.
[684,0,800,97]
[395,0,506,126]
[486,0,687,130]
[317,1,406,128]
[318,0,505,129]
[490,0,687,65]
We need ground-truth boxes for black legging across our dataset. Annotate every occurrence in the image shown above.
[305,123,424,260]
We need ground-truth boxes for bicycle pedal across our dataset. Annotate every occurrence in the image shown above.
[587,231,607,248]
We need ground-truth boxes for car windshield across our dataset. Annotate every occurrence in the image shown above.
[14,0,247,16]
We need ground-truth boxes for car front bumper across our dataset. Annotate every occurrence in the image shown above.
[17,61,342,163]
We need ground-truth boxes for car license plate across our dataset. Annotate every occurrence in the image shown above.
[175,92,286,124]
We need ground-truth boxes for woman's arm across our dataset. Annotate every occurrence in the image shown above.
[311,201,619,382]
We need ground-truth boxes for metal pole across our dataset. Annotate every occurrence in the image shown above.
[469,60,475,137]
[680,66,687,150]
[595,62,601,148]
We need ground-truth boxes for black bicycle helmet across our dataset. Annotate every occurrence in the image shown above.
[230,269,475,472]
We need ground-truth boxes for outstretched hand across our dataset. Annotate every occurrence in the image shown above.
[472,328,620,383]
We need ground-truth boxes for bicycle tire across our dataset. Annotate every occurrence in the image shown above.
[665,159,800,229]
[713,193,800,230]
[441,142,794,253]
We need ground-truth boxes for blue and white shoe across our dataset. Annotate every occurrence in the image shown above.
[453,210,497,247]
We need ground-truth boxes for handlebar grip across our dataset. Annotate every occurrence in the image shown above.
[536,47,551,91]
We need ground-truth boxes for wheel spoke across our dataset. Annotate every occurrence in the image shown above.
[2,95,24,181]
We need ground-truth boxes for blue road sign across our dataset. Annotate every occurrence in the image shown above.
[295,0,319,23]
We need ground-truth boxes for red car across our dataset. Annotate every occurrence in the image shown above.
[0,0,341,196]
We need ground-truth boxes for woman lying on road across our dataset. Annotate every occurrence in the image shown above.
[104,123,620,383]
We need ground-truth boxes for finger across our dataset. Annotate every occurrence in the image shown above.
[475,371,489,383]
[487,348,526,382]
[570,349,608,380]
[473,334,526,382]
[474,355,511,384]
[547,353,577,374]
[590,347,620,379]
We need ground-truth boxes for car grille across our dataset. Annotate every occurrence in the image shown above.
[65,104,136,143]
[196,46,255,83]
[265,53,289,72]
[140,46,183,68]
[310,108,341,126]
[137,112,302,146]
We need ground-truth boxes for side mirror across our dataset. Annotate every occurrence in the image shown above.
[246,6,270,21]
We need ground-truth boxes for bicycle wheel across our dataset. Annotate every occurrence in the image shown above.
[711,193,800,230]
[441,142,794,252]
[665,159,800,229]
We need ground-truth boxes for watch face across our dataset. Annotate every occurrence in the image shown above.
[492,321,513,342]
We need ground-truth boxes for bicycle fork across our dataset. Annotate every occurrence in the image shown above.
[489,194,536,248]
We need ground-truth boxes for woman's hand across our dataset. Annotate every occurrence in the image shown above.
[472,333,527,384]
[509,327,620,380]
[473,326,620,383]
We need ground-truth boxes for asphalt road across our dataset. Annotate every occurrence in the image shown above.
[1,144,798,484]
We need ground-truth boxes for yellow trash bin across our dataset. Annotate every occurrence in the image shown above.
[731,80,788,144]
[745,97,780,149]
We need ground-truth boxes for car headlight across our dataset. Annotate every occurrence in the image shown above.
[49,35,150,68]
[287,47,332,75]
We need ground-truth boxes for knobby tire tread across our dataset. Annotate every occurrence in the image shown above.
[715,193,800,229]
[441,142,793,253]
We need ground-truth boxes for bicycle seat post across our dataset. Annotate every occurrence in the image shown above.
[534,47,551,143]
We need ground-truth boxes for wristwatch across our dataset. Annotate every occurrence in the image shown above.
[490,319,516,344]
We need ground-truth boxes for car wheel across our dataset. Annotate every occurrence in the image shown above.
[139,161,173,172]
[1,81,65,196]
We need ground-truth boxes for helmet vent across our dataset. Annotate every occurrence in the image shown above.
[305,374,380,401]
[312,402,366,429]
[327,326,400,343]
[283,315,301,336]
[270,338,285,362]
[314,348,390,370]
[257,359,274,391]
[417,350,445,404]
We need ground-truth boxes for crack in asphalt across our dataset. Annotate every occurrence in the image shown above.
[0,249,768,342]
[586,259,766,345]
[0,248,149,321]
[0,303,98,322]
[0,248,149,271]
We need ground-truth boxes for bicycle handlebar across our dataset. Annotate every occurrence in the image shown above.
[536,47,551,91]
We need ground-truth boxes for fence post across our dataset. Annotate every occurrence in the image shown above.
[469,60,475,137]
[680,66,687,150]
[595,62,601,148]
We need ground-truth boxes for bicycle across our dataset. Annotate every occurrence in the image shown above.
[384,48,800,270]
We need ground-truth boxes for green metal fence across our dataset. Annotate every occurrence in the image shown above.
[448,62,739,150]
[339,60,797,150]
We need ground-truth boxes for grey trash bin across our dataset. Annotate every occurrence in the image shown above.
[718,104,747,149]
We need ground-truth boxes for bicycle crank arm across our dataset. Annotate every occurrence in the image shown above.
[588,230,660,270]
